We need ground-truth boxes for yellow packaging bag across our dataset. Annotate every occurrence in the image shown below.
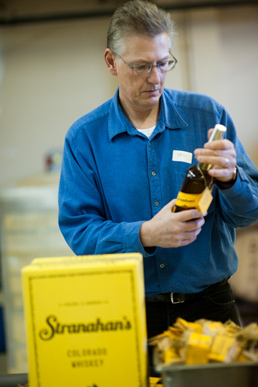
[185,332,212,365]
[22,253,147,387]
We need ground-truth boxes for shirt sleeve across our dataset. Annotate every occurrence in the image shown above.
[216,110,258,227]
[58,134,153,258]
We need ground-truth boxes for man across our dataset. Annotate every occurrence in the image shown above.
[58,0,258,340]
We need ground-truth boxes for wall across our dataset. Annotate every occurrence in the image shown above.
[185,6,258,164]
[0,17,114,185]
[0,5,258,186]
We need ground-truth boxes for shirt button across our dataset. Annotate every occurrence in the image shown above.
[160,264,165,269]
[154,201,159,207]
[152,171,156,176]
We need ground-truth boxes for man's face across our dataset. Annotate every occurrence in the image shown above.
[114,33,171,115]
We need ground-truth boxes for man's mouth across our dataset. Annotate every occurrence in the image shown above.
[145,88,159,94]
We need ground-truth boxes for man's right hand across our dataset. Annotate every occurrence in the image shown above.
[139,199,206,248]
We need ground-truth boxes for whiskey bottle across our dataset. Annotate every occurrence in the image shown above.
[172,124,227,214]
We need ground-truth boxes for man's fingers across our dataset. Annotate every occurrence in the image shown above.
[172,208,205,222]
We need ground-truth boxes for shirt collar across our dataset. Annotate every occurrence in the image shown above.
[108,88,188,140]
[161,89,188,130]
[108,89,133,140]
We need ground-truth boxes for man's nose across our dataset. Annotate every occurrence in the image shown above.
[147,65,161,83]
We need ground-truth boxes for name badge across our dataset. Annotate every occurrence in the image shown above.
[172,150,192,164]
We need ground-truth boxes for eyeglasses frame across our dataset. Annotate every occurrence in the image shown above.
[113,51,178,75]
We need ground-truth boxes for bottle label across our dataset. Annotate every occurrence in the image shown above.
[175,187,213,213]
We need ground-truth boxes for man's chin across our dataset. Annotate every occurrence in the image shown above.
[142,96,160,109]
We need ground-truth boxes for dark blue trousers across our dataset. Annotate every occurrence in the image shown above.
[146,282,240,340]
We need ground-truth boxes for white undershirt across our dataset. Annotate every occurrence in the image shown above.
[136,126,156,138]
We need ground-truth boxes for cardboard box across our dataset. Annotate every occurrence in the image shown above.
[230,225,258,302]
[22,253,147,387]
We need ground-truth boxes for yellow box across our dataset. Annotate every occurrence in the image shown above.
[22,253,148,387]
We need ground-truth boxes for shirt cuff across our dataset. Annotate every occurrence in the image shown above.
[216,166,238,190]
[217,166,249,198]
[123,221,156,257]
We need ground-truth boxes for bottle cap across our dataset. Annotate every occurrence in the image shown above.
[209,124,227,142]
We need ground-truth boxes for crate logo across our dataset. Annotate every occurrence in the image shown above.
[39,315,132,341]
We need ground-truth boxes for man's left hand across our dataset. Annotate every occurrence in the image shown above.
[194,128,236,183]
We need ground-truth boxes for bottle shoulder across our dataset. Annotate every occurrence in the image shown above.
[181,164,213,194]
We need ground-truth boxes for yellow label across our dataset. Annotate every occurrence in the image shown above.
[175,191,203,209]
[22,254,147,387]
[175,187,213,213]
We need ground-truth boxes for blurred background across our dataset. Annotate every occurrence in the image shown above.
[0,0,258,375]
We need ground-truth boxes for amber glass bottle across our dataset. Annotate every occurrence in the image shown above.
[173,124,227,213]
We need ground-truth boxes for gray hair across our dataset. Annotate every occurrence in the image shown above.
[107,0,175,55]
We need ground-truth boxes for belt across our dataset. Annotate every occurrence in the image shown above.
[146,278,228,305]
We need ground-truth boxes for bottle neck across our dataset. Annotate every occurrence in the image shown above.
[199,162,212,171]
[198,124,227,172]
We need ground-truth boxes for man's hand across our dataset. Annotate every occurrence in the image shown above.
[194,128,237,183]
[139,199,206,248]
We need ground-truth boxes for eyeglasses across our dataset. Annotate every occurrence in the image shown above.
[113,51,178,75]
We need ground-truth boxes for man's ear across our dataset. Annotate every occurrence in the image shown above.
[104,49,118,75]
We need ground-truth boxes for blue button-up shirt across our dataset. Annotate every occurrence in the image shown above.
[58,88,258,297]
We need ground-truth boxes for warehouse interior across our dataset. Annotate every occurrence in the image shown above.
[0,0,258,377]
